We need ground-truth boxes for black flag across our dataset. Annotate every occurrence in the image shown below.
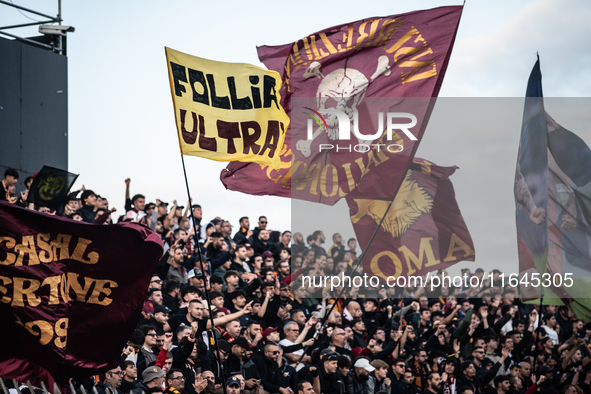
[27,166,78,210]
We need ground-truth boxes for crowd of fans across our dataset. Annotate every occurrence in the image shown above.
[2,169,591,394]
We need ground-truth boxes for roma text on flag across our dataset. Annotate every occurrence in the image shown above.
[347,158,474,285]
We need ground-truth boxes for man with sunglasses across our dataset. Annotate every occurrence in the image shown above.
[228,337,250,374]
[165,368,186,394]
[388,358,408,393]
[202,339,232,386]
[95,366,123,394]
[471,347,487,377]
[137,326,160,378]
[252,216,268,240]
[247,342,289,394]
[150,276,164,290]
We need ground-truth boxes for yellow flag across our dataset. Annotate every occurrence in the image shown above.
[165,47,289,169]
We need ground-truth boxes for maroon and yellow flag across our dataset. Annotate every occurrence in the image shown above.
[221,6,462,204]
[347,159,475,280]
[0,202,163,386]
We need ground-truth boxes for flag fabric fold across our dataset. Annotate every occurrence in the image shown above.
[221,6,463,204]
[347,158,474,283]
[515,59,591,320]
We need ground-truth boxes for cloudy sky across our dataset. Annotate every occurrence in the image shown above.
[2,0,590,274]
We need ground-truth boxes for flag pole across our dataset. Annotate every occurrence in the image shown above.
[0,378,9,394]
[179,153,228,394]
[294,198,396,368]
[533,292,544,370]
[166,42,227,391]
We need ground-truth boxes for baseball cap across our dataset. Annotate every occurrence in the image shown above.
[158,201,169,207]
[154,305,171,314]
[539,365,553,374]
[261,251,274,259]
[263,326,279,338]
[324,352,338,362]
[142,366,165,382]
[188,269,203,279]
[226,377,241,388]
[354,358,375,372]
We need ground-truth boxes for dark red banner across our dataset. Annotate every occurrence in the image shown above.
[0,202,163,386]
[347,159,475,280]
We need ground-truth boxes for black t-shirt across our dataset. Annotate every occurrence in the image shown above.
[167,314,207,335]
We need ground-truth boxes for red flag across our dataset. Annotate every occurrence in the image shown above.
[0,202,163,386]
[221,6,462,204]
[347,159,474,283]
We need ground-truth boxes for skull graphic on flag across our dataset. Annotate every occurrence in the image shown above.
[221,6,463,204]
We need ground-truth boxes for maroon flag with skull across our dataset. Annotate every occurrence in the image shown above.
[221,6,462,204]
[0,202,163,387]
[347,158,475,284]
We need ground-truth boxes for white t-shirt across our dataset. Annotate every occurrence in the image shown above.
[126,209,146,221]
[500,319,513,335]
[278,338,304,371]
[542,325,560,345]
